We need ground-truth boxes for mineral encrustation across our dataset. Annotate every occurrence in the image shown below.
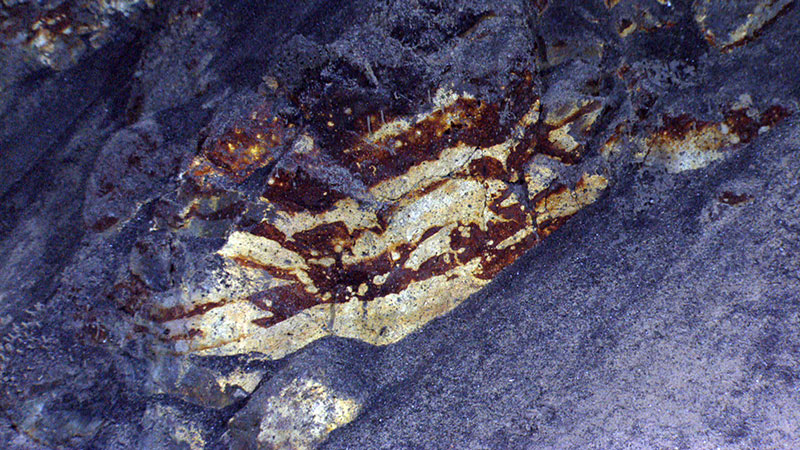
[1,0,799,448]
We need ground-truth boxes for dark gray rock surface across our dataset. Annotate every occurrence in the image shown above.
[323,116,800,449]
[1,0,799,448]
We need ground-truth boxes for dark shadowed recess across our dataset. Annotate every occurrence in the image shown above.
[0,27,151,305]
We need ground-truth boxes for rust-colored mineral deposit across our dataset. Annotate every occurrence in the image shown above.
[126,76,610,359]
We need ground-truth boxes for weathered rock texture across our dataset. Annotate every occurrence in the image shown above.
[1,0,799,448]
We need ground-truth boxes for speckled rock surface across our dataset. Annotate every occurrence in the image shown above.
[1,0,799,448]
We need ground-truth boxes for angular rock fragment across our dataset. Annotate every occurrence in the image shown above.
[229,377,361,450]
[147,354,265,409]
[83,119,180,231]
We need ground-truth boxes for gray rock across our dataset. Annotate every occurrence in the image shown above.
[1,0,799,448]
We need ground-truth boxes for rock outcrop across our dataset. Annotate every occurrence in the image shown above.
[1,0,799,448]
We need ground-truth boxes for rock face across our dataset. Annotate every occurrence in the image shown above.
[142,84,610,360]
[1,0,799,448]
